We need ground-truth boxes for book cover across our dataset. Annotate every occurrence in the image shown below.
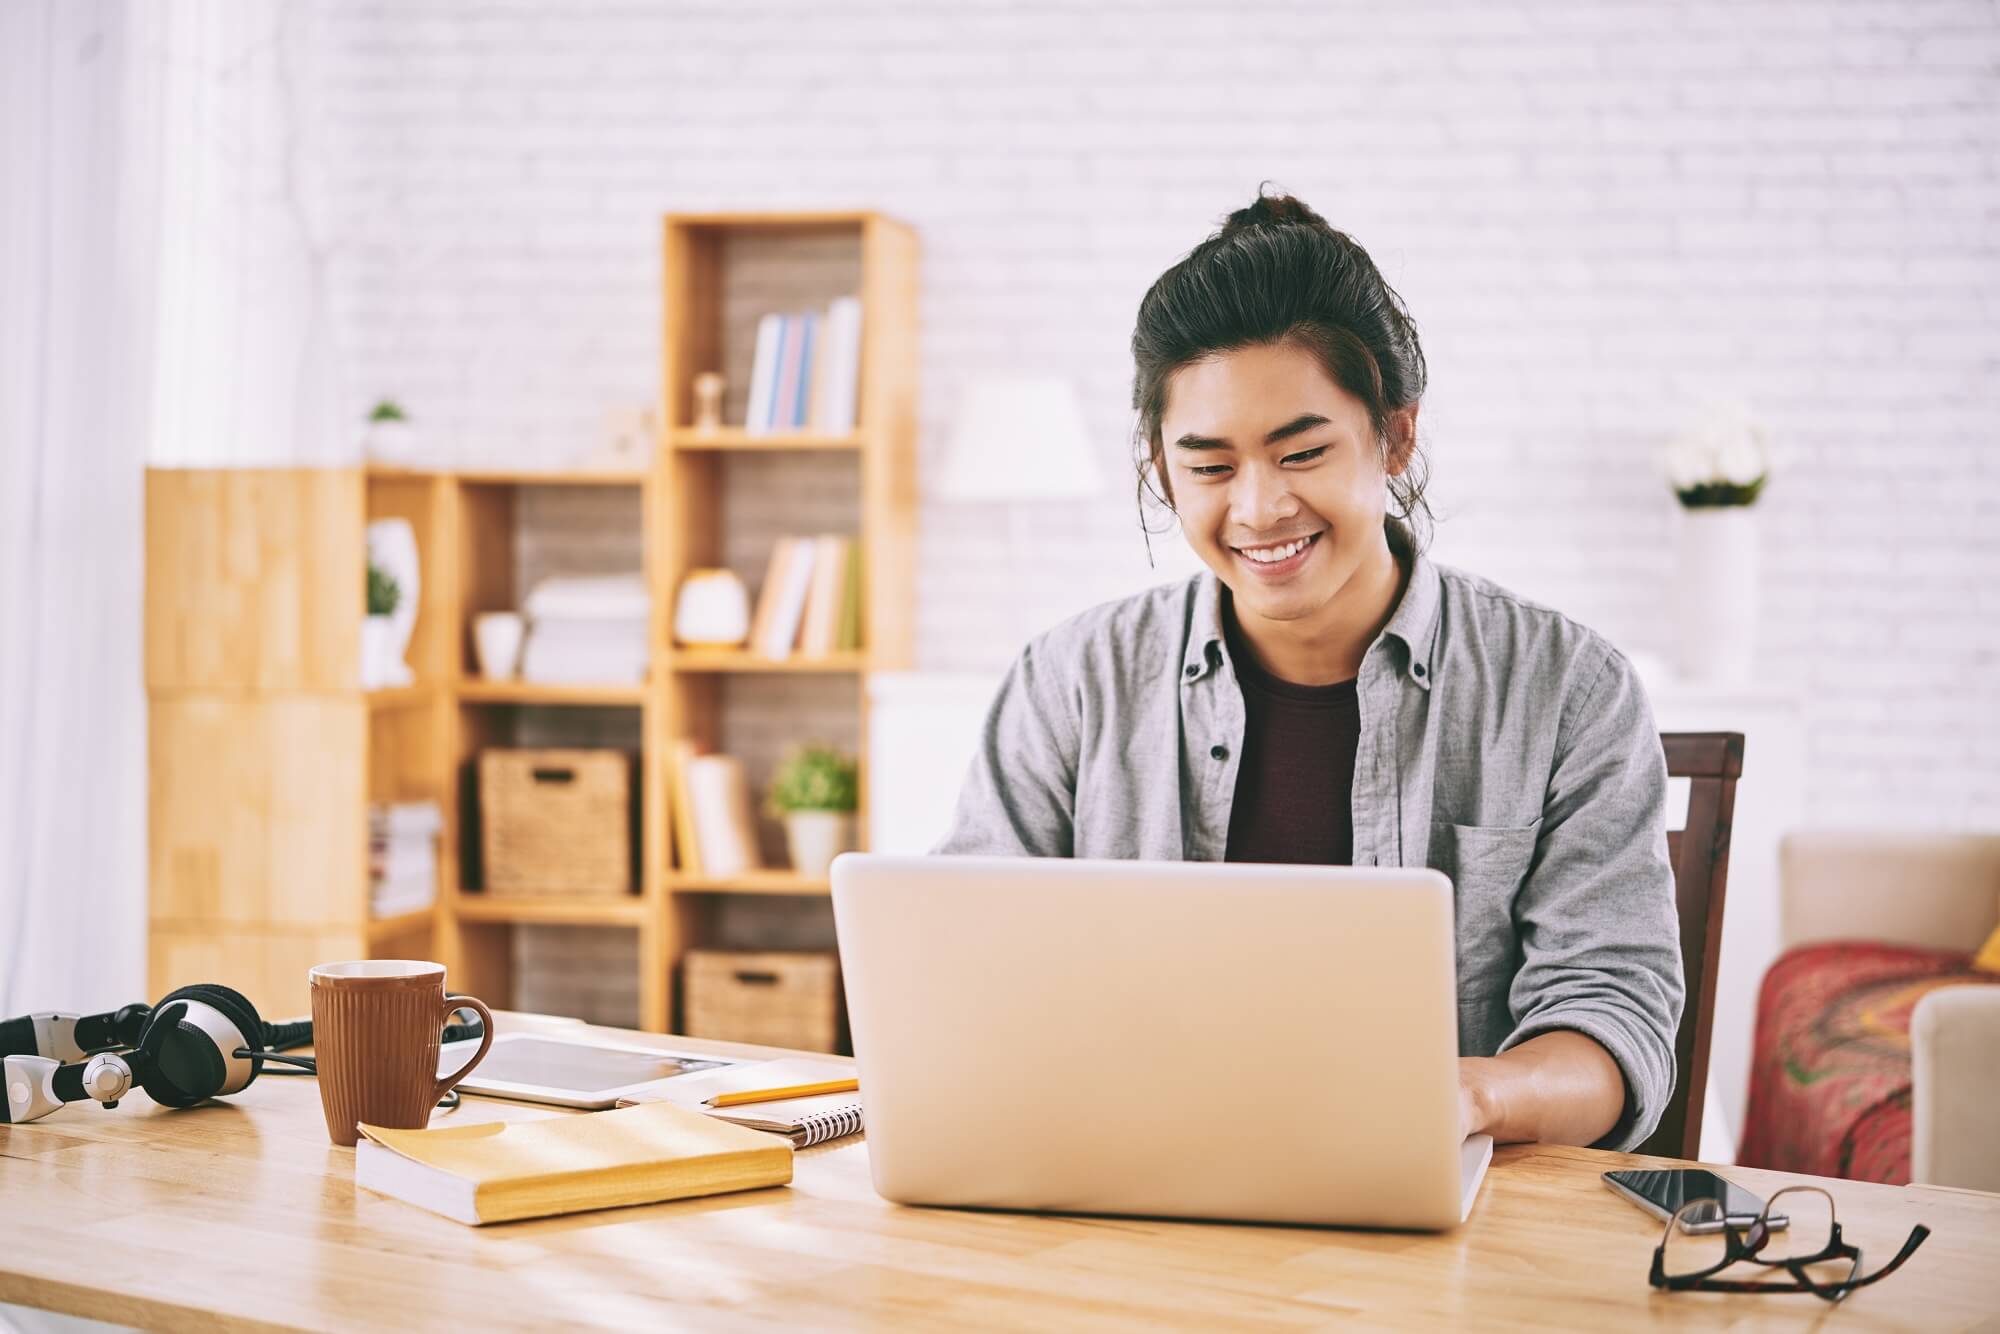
[354,1101,792,1226]
[683,754,762,880]
[744,312,782,435]
[808,303,835,433]
[836,539,864,653]
[771,314,802,433]
[670,739,705,877]
[797,535,848,658]
[756,537,817,659]
[745,539,796,655]
[826,296,863,433]
[791,312,818,430]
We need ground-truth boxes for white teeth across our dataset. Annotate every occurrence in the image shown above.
[1241,536,1310,564]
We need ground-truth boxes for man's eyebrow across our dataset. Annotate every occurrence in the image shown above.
[1171,413,1334,451]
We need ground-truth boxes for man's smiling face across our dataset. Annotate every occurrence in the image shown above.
[1159,339,1407,630]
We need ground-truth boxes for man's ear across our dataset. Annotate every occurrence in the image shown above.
[1384,405,1420,478]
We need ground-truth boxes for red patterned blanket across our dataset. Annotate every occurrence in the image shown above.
[1738,941,1997,1183]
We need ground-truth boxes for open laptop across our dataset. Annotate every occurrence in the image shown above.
[829,853,1492,1230]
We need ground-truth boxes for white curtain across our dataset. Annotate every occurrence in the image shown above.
[0,1,159,1016]
[1,0,340,1018]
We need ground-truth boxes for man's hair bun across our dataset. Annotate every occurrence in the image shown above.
[1220,186,1331,238]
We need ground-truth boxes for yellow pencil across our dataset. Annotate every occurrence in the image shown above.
[705,1077,859,1108]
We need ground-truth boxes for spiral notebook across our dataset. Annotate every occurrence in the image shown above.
[617,1058,863,1148]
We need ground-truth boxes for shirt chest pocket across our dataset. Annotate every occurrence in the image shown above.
[1428,819,1541,987]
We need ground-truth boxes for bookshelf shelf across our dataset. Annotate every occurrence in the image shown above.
[367,908,439,943]
[366,465,649,487]
[668,429,863,452]
[457,681,648,706]
[668,871,832,896]
[454,895,652,927]
[366,686,437,711]
[667,650,866,675]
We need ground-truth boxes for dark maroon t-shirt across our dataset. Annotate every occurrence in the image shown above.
[1222,610,1361,866]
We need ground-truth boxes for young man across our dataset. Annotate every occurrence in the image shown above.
[936,191,1684,1152]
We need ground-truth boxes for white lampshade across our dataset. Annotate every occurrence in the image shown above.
[935,375,1105,502]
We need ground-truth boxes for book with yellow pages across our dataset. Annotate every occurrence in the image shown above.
[354,1101,792,1226]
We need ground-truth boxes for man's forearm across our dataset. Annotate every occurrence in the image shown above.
[1459,1030,1627,1147]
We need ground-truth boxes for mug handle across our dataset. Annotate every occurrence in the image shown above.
[433,993,496,1105]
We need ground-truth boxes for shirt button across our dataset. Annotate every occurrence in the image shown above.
[1210,744,1228,761]
[1413,662,1427,677]
[1184,664,1199,678]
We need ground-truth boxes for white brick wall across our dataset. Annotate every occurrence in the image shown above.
[316,0,2000,839]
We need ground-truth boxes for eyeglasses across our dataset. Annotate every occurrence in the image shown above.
[1650,1185,1930,1302]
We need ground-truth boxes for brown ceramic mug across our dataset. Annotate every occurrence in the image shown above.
[308,960,495,1147]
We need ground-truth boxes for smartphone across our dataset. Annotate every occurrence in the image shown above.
[1602,1168,1788,1235]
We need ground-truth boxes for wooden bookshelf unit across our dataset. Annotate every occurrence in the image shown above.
[144,210,917,1033]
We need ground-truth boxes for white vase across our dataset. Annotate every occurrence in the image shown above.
[366,518,419,687]
[360,615,399,688]
[473,612,526,680]
[1673,506,1758,684]
[784,811,854,879]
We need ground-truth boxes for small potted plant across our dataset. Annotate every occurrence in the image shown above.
[363,398,421,465]
[363,559,401,687]
[767,745,859,879]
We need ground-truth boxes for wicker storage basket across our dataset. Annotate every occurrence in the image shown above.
[682,950,842,1052]
[479,748,634,896]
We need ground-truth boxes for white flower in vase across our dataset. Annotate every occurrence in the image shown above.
[1664,400,1775,685]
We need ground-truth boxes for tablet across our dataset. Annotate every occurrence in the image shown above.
[439,1033,737,1109]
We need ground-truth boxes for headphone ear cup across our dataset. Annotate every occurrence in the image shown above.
[146,985,268,1105]
[158,984,267,1055]
[131,1000,223,1108]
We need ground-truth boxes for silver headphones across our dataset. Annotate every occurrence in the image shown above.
[1,983,296,1124]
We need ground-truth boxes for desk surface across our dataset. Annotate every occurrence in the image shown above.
[3,1016,1995,1332]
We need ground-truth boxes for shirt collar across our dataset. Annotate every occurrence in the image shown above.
[1181,521,1441,691]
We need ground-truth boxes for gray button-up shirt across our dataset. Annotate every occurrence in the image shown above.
[935,542,1685,1151]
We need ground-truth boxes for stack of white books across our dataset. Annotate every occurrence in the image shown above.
[370,801,441,918]
[520,574,650,684]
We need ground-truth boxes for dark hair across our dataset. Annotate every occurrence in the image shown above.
[1130,185,1433,555]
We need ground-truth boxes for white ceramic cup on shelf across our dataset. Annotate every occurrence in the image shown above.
[473,612,527,680]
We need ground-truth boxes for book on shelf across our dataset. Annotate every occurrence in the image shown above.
[741,297,862,435]
[669,740,705,879]
[751,537,817,659]
[677,752,764,881]
[745,313,782,435]
[369,801,440,917]
[797,535,848,658]
[745,535,863,660]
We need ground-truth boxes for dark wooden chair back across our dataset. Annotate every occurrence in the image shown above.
[1637,732,1745,1160]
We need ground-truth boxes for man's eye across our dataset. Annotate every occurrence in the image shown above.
[1189,464,1232,477]
[1282,446,1328,466]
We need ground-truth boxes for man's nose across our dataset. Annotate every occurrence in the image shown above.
[1229,463,1299,532]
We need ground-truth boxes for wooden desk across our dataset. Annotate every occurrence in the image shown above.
[3,1018,1995,1332]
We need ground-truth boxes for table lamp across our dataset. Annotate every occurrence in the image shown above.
[935,375,1104,503]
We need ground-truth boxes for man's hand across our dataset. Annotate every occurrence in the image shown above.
[1455,1032,1626,1147]
[1457,1057,1500,1139]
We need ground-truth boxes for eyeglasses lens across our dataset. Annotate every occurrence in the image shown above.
[1662,1199,1730,1280]
[1760,1188,1854,1288]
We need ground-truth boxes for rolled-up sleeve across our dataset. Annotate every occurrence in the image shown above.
[932,639,1079,857]
[1498,645,1686,1151]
